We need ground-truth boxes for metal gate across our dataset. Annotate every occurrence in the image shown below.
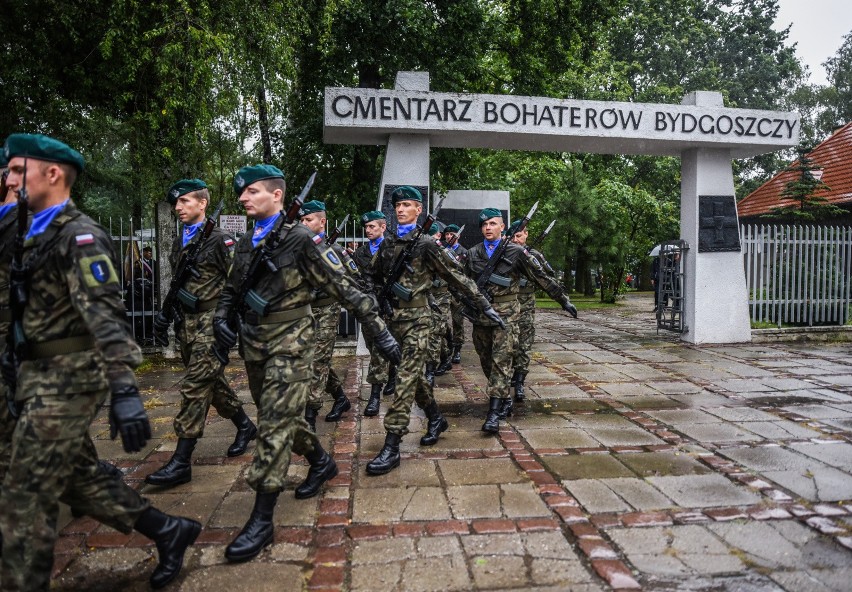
[656,240,688,334]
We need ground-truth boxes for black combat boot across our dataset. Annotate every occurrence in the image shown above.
[482,397,503,433]
[366,432,402,475]
[499,397,514,419]
[383,366,397,397]
[420,401,448,446]
[225,491,279,562]
[424,362,436,388]
[228,409,258,457]
[514,370,528,402]
[364,383,382,417]
[304,407,318,432]
[295,444,339,499]
[145,438,197,487]
[134,507,201,588]
[325,385,351,422]
[451,345,462,364]
[434,354,452,376]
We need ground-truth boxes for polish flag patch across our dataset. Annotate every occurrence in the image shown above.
[312,235,323,244]
[224,238,235,247]
[75,233,95,246]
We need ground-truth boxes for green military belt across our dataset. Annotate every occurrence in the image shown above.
[246,304,312,325]
[184,298,219,313]
[0,308,10,323]
[491,293,517,304]
[29,335,96,359]
[519,287,536,294]
[314,296,336,308]
[396,296,428,309]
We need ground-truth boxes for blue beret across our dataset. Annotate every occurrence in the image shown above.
[390,185,423,204]
[360,210,386,226]
[4,133,85,172]
[234,164,285,195]
[166,178,207,205]
[299,200,326,216]
[479,208,503,225]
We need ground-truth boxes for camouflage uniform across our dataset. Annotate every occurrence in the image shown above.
[427,275,452,366]
[168,227,243,438]
[216,222,387,493]
[366,232,489,436]
[0,202,151,590]
[512,248,557,375]
[464,241,568,403]
[448,243,468,353]
[351,241,388,386]
[0,204,20,486]
[307,244,359,413]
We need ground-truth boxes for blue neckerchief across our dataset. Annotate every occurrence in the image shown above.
[0,204,14,221]
[318,231,326,239]
[484,238,501,258]
[252,213,280,247]
[451,243,460,251]
[369,236,383,255]
[26,199,69,239]
[397,222,416,237]
[181,221,205,247]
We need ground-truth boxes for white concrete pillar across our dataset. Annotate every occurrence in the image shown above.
[375,72,431,213]
[680,92,751,344]
[156,200,178,357]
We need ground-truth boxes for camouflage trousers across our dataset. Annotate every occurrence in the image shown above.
[307,303,343,411]
[245,357,319,493]
[175,310,243,438]
[472,319,516,400]
[366,338,389,386]
[450,297,466,347]
[512,292,536,373]
[384,310,434,436]
[0,381,15,486]
[0,390,148,591]
[427,292,451,365]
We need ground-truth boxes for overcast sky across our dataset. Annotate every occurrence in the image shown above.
[774,0,852,85]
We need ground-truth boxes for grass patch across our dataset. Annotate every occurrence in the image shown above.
[537,293,620,311]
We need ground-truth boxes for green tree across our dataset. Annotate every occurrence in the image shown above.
[767,144,844,221]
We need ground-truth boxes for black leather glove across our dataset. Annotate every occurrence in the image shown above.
[109,385,152,453]
[373,328,402,365]
[483,306,506,330]
[153,311,171,333]
[213,318,238,350]
[559,296,578,318]
[0,351,16,390]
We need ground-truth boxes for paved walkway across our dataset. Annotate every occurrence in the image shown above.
[51,293,852,591]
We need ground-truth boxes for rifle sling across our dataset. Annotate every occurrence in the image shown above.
[29,335,96,359]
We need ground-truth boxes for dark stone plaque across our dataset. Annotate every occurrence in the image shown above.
[698,195,740,252]
[379,184,429,235]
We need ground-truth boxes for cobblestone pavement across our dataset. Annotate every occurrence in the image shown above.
[50,293,852,591]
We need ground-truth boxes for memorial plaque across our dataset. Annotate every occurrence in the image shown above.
[379,184,429,235]
[698,195,740,252]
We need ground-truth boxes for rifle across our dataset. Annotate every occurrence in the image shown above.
[155,200,225,345]
[5,159,30,416]
[325,214,349,246]
[458,201,539,321]
[212,172,316,365]
[376,195,444,318]
[529,219,556,249]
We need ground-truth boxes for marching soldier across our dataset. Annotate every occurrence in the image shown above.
[363,186,502,475]
[350,210,395,415]
[146,179,257,488]
[510,220,558,402]
[463,208,577,434]
[213,165,400,562]
[443,223,468,364]
[427,222,454,379]
[299,200,351,428]
[0,134,199,590]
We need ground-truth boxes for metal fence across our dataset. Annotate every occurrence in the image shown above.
[741,224,852,326]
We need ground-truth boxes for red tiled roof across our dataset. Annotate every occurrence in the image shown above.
[738,121,852,217]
